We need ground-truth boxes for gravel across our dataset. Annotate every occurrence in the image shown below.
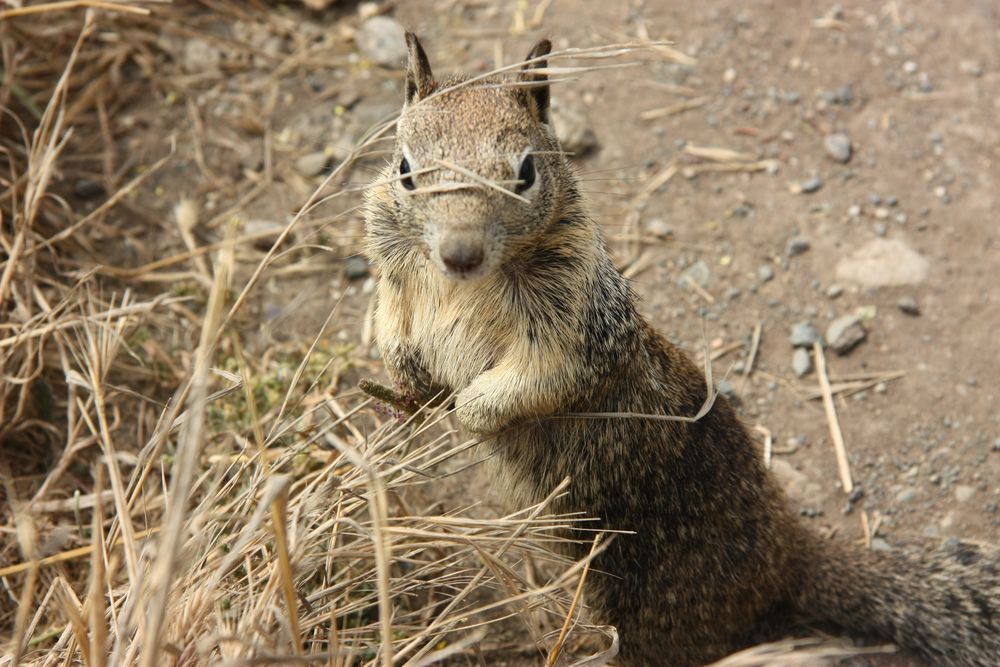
[356,16,408,67]
[786,237,811,257]
[757,265,775,282]
[799,176,824,194]
[789,321,821,348]
[826,315,867,354]
[791,347,813,377]
[345,256,370,280]
[295,151,329,177]
[897,296,920,316]
[824,132,852,163]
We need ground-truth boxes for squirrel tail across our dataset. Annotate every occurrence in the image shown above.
[794,536,1000,667]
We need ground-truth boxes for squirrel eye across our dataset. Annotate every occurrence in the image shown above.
[515,154,535,194]
[399,157,416,190]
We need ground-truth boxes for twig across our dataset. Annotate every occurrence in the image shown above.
[813,342,853,494]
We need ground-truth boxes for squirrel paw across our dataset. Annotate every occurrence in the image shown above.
[455,386,501,434]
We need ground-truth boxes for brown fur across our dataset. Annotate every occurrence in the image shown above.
[364,34,1000,667]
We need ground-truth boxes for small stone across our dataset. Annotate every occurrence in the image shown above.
[954,485,975,503]
[724,287,741,301]
[356,16,408,67]
[992,438,1000,452]
[295,151,329,177]
[959,59,983,77]
[74,179,105,199]
[792,347,812,377]
[244,219,288,251]
[896,487,917,504]
[757,265,775,282]
[870,537,892,552]
[874,222,888,237]
[897,297,920,316]
[717,379,735,397]
[789,321,821,348]
[868,192,882,205]
[680,261,711,288]
[826,284,844,299]
[848,486,865,503]
[799,176,824,194]
[824,133,852,163]
[786,237,811,257]
[345,256,370,280]
[645,217,673,239]
[826,315,867,354]
[551,105,599,156]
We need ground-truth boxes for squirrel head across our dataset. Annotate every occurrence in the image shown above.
[384,33,567,281]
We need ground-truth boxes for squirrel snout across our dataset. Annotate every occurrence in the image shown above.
[439,237,485,276]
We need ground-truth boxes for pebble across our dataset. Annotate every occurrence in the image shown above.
[551,105,599,155]
[874,222,888,237]
[992,438,1000,452]
[954,485,976,503]
[645,217,673,239]
[345,256,370,280]
[824,133,852,163]
[825,284,844,299]
[897,296,920,316]
[74,179,105,199]
[799,176,824,194]
[680,260,711,288]
[896,487,917,504]
[244,219,288,251]
[295,151,329,177]
[870,537,892,552]
[786,237,811,257]
[356,16,408,67]
[789,321,821,348]
[792,347,813,377]
[757,265,774,282]
[826,315,867,354]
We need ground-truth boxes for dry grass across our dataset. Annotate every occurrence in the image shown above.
[0,3,872,665]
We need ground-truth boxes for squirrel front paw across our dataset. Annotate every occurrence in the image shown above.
[455,385,502,434]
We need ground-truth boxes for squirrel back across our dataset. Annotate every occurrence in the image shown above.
[364,33,1000,667]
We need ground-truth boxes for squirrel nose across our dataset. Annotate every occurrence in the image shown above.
[440,238,485,274]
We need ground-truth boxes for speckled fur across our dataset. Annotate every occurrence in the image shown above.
[364,34,1000,667]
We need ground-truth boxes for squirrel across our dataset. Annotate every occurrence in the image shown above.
[364,33,1000,667]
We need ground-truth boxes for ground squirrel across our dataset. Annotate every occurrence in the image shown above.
[364,34,1000,667]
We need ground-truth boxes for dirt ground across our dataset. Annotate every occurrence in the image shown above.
[19,0,999,664]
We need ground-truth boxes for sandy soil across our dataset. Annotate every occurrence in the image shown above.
[69,0,999,664]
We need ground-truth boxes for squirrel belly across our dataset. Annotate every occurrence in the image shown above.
[364,32,1000,667]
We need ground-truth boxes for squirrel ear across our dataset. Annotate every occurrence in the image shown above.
[519,39,552,123]
[404,32,434,106]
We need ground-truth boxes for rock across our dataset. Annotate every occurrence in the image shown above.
[954,485,975,503]
[345,256,370,280]
[356,16,408,67]
[895,487,917,504]
[550,105,599,156]
[826,315,867,354]
[757,265,774,282]
[244,219,289,251]
[825,283,844,299]
[792,348,812,377]
[680,260,710,288]
[74,179,105,199]
[182,38,222,73]
[645,218,673,239]
[835,238,929,287]
[786,237,811,257]
[789,321,821,348]
[870,537,892,552]
[824,132,852,163]
[897,296,920,316]
[799,176,824,194]
[873,222,888,237]
[993,438,1000,452]
[295,151,329,177]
